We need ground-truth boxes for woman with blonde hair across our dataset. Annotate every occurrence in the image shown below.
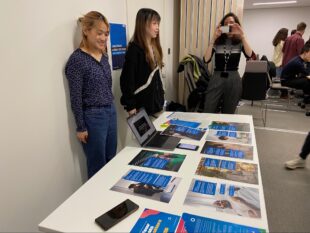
[272,28,288,77]
[65,11,117,178]
[120,8,164,117]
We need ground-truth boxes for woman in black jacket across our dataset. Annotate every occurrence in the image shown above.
[120,8,164,117]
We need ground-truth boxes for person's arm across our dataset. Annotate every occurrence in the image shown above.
[120,44,138,115]
[65,56,88,143]
[203,25,221,62]
[232,23,253,57]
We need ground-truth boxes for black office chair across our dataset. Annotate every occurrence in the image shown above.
[242,61,269,126]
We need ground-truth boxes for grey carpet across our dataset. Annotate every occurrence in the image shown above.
[238,102,310,232]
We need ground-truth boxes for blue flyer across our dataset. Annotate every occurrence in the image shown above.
[201,141,253,160]
[129,150,186,172]
[161,124,205,141]
[109,23,127,70]
[184,179,262,219]
[196,158,259,184]
[176,213,266,233]
[130,209,180,233]
[192,180,216,195]
[111,169,181,203]
[123,170,171,188]
[209,121,250,132]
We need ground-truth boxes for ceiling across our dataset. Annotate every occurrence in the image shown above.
[244,0,310,10]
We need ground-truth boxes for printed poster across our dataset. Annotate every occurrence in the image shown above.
[129,150,186,172]
[201,141,253,160]
[166,112,210,130]
[130,209,180,233]
[195,158,258,184]
[109,23,127,70]
[176,213,266,233]
[160,119,201,129]
[161,125,205,141]
[184,179,261,218]
[110,169,181,203]
[209,121,250,132]
[206,129,252,145]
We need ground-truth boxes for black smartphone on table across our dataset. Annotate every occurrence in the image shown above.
[95,199,139,231]
[176,143,199,151]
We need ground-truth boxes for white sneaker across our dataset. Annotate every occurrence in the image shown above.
[285,157,306,169]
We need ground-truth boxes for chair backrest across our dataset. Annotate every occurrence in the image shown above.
[242,61,269,101]
[245,60,268,73]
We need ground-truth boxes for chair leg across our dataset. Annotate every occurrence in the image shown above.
[264,104,267,127]
[261,102,267,127]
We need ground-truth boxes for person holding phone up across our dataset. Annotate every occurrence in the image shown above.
[203,12,254,114]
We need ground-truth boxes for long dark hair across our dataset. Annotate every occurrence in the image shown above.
[272,28,288,46]
[131,8,163,68]
[215,12,242,45]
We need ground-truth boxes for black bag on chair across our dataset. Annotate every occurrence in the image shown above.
[166,101,186,112]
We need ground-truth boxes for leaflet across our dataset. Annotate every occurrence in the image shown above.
[129,150,186,172]
[184,179,261,218]
[201,141,253,160]
[110,169,181,203]
[160,119,201,129]
[161,124,205,141]
[206,129,252,145]
[196,158,258,184]
[209,121,250,132]
[130,209,180,233]
[176,213,266,233]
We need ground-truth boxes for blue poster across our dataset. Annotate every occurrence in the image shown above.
[176,213,266,233]
[201,141,252,160]
[130,209,180,233]
[109,23,127,70]
[192,180,216,195]
[123,170,171,188]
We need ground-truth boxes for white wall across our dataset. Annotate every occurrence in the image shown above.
[239,6,310,75]
[0,0,179,231]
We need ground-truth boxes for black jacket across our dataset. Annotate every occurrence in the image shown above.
[120,42,164,115]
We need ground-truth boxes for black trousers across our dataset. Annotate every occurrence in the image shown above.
[300,132,310,159]
[281,78,310,95]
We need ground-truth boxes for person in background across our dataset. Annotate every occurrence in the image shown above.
[281,44,310,97]
[272,28,288,78]
[203,12,254,114]
[281,22,306,98]
[120,8,164,118]
[285,132,309,169]
[306,36,310,46]
[65,11,117,179]
[282,22,307,69]
[290,29,297,35]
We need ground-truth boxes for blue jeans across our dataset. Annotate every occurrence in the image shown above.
[82,104,117,178]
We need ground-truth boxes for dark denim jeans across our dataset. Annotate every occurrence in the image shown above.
[82,104,117,178]
[300,132,310,160]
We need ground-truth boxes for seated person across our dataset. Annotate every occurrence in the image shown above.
[280,44,310,97]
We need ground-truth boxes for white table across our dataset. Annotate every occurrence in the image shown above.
[39,112,268,232]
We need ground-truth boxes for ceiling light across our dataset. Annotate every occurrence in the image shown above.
[253,1,297,6]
